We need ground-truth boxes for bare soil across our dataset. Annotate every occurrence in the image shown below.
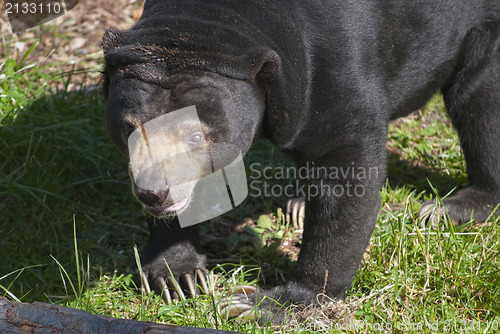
[1,0,144,88]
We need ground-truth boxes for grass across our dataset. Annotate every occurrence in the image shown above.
[1,38,499,333]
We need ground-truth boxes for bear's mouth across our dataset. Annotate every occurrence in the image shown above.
[144,197,190,217]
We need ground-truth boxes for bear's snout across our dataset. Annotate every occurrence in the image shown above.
[134,183,169,208]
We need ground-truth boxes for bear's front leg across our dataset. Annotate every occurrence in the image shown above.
[138,215,208,302]
[222,148,386,324]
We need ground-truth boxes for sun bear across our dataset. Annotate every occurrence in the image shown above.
[102,0,500,323]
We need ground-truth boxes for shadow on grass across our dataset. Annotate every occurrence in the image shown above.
[0,85,147,302]
[386,150,466,197]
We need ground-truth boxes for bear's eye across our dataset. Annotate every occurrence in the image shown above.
[189,132,204,145]
[122,123,137,144]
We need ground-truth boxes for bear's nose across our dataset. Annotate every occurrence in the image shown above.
[134,185,169,207]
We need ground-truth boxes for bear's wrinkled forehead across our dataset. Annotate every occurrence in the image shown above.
[103,42,252,82]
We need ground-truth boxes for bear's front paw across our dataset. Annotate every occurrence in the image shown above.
[137,242,208,303]
[220,281,319,325]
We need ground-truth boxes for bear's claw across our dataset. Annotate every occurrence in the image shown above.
[219,286,258,317]
[228,285,257,296]
[286,197,305,229]
[141,268,209,303]
[418,202,455,229]
[140,271,152,294]
[220,290,268,324]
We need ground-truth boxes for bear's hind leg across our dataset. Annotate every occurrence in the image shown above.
[421,27,500,225]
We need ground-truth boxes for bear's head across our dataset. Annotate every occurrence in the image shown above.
[101,29,280,219]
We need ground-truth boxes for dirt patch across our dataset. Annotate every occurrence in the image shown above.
[1,0,144,88]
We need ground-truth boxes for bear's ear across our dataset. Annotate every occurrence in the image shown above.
[249,48,281,83]
[101,29,125,55]
[101,29,125,99]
